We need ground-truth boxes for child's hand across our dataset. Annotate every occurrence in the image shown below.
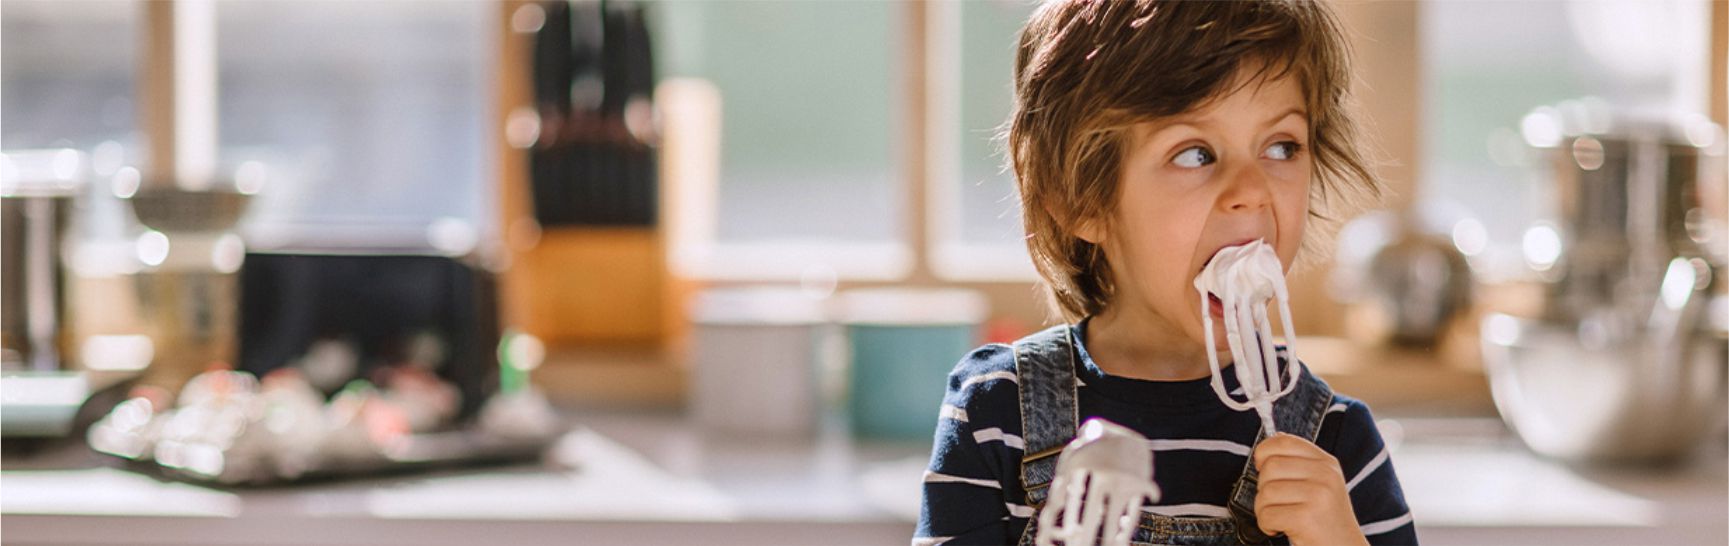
[1251,433,1368,546]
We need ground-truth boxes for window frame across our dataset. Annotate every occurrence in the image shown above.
[924,0,1038,282]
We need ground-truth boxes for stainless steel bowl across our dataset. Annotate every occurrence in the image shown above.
[1482,312,1727,463]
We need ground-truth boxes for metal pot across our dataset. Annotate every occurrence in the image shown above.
[1485,104,1727,463]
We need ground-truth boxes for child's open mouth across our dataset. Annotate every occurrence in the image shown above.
[1191,239,1301,437]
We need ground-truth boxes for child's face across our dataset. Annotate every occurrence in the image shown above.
[1080,70,1311,353]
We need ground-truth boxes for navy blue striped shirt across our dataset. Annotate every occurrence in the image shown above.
[915,322,1417,545]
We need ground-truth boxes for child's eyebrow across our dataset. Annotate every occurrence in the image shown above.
[1144,107,1310,142]
[1264,108,1309,128]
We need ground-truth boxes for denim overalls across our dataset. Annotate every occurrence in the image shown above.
[1010,325,1335,546]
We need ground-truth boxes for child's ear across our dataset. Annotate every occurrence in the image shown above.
[1048,204,1108,245]
[1074,217,1107,245]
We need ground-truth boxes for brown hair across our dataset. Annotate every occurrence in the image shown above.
[1008,0,1380,323]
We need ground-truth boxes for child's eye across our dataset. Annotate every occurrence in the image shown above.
[1172,146,1215,168]
[1264,141,1303,161]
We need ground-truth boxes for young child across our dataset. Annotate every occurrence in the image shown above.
[916,1,1414,545]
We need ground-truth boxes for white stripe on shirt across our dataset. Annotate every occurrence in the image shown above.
[1346,446,1390,491]
[1326,402,1348,416]
[1146,438,1253,457]
[1360,511,1414,536]
[939,404,969,423]
[1142,503,1232,518]
[923,469,1002,489]
[972,427,1026,449]
[911,536,951,546]
[1006,503,1036,518]
[959,370,1017,389]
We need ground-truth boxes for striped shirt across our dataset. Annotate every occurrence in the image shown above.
[915,323,1417,545]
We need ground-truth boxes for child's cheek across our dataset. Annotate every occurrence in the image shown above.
[1275,176,1311,268]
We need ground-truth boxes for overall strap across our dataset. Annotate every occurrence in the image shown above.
[1011,324,1081,546]
[1226,354,1335,545]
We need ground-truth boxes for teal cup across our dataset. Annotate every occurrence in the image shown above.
[840,289,987,440]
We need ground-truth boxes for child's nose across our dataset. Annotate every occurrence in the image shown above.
[1218,163,1275,213]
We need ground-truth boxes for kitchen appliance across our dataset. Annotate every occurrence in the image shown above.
[123,184,251,393]
[1483,105,1727,463]
[1332,211,1475,349]
[2,149,86,372]
[237,252,501,420]
[0,149,108,441]
[85,217,561,483]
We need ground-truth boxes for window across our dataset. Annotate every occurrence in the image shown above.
[217,1,496,253]
[1,1,138,153]
[650,0,907,280]
[1419,0,1713,280]
[930,0,1039,281]
[2,0,142,273]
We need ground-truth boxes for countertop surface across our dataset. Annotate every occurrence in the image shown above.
[3,409,1724,545]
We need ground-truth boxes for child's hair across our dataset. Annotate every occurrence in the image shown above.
[1007,0,1381,322]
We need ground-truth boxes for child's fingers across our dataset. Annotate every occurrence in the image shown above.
[1254,477,1331,510]
[1254,470,1359,546]
[1252,436,1361,546]
[1254,502,1305,537]
[1256,433,1326,453]
[1252,433,1335,468]
[1255,454,1343,485]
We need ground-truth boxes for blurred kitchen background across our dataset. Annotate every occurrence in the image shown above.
[1,1,1725,544]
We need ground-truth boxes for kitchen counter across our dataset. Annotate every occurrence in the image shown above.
[3,410,1724,545]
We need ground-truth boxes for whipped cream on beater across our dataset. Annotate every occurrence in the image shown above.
[1036,419,1161,546]
[1192,239,1301,436]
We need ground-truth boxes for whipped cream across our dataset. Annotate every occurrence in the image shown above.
[1191,239,1301,436]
